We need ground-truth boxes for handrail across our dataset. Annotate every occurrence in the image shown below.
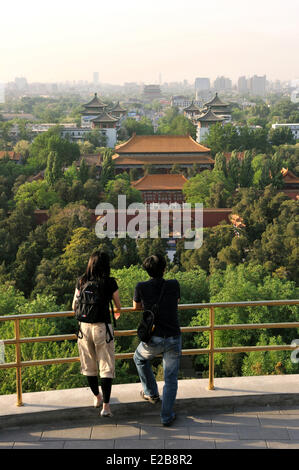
[0,299,298,407]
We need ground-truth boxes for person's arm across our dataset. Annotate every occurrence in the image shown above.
[133,300,142,310]
[133,284,142,310]
[112,289,121,320]
[177,280,181,304]
[72,288,80,311]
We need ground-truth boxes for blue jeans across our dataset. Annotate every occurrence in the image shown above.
[133,335,182,424]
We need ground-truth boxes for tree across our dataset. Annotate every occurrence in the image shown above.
[183,169,232,207]
[84,129,107,148]
[64,162,79,186]
[203,123,239,155]
[137,237,168,262]
[45,151,63,187]
[61,227,102,277]
[214,152,227,176]
[104,176,142,207]
[14,180,61,210]
[156,108,196,139]
[78,158,89,184]
[100,149,115,188]
[28,129,80,170]
[83,179,102,208]
[227,151,241,189]
[111,238,140,269]
[122,117,154,137]
[191,263,299,378]
[45,203,92,256]
[78,140,94,156]
[269,127,295,146]
[13,140,30,160]
[239,151,254,187]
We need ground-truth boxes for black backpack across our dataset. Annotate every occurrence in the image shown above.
[137,280,166,343]
[75,280,116,342]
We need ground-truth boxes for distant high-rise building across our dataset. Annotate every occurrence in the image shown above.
[195,77,210,91]
[249,75,266,96]
[291,89,299,104]
[214,76,232,91]
[93,72,99,84]
[0,82,5,103]
[238,76,248,93]
[195,77,211,101]
[14,77,28,91]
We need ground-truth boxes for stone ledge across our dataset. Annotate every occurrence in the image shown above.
[1,375,299,429]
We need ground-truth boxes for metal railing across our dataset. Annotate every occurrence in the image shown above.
[0,299,299,407]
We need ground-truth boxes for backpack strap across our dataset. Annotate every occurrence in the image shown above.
[105,300,116,343]
[76,322,83,339]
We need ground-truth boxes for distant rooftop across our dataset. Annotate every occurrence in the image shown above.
[115,134,211,154]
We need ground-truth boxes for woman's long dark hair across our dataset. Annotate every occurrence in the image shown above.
[80,251,111,291]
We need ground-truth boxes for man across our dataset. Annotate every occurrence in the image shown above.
[133,254,181,426]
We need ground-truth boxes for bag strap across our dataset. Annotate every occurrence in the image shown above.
[110,300,117,328]
[105,300,116,343]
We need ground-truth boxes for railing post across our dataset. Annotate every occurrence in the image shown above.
[208,307,215,390]
[14,319,23,406]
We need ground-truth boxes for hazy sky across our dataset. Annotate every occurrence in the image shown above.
[1,0,298,84]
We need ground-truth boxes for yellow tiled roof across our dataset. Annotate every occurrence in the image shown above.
[112,154,215,165]
[115,134,210,154]
[132,173,188,190]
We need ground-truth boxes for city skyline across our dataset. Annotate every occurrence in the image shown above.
[1,0,299,85]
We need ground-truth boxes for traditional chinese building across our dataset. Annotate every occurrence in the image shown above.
[81,93,108,126]
[112,134,214,176]
[131,173,188,204]
[143,85,162,101]
[196,107,225,142]
[110,101,127,119]
[183,101,201,119]
[281,168,299,199]
[182,93,231,143]
[202,92,231,119]
[81,93,119,147]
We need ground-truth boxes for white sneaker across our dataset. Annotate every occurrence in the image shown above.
[93,395,102,408]
[100,409,113,417]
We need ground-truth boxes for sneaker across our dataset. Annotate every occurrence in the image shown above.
[162,414,176,427]
[100,409,113,417]
[93,395,102,408]
[140,391,160,404]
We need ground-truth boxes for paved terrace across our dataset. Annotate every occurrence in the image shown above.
[1,375,299,449]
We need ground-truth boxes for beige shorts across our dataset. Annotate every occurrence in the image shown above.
[77,322,115,378]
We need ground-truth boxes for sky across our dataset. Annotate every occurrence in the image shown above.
[1,0,298,85]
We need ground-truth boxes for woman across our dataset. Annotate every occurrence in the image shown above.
[72,251,121,417]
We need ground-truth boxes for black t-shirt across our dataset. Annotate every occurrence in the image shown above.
[76,276,118,324]
[134,278,181,338]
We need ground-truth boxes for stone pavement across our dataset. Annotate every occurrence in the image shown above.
[1,375,299,449]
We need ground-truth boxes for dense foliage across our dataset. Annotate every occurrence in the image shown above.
[0,94,298,396]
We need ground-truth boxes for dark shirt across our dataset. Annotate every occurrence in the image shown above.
[76,276,118,323]
[134,278,181,338]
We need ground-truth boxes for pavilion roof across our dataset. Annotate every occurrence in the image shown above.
[132,173,188,191]
[204,92,229,108]
[110,101,126,112]
[83,93,108,109]
[281,168,299,183]
[196,108,225,122]
[115,134,210,154]
[183,101,201,112]
[112,154,215,165]
[90,111,119,123]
